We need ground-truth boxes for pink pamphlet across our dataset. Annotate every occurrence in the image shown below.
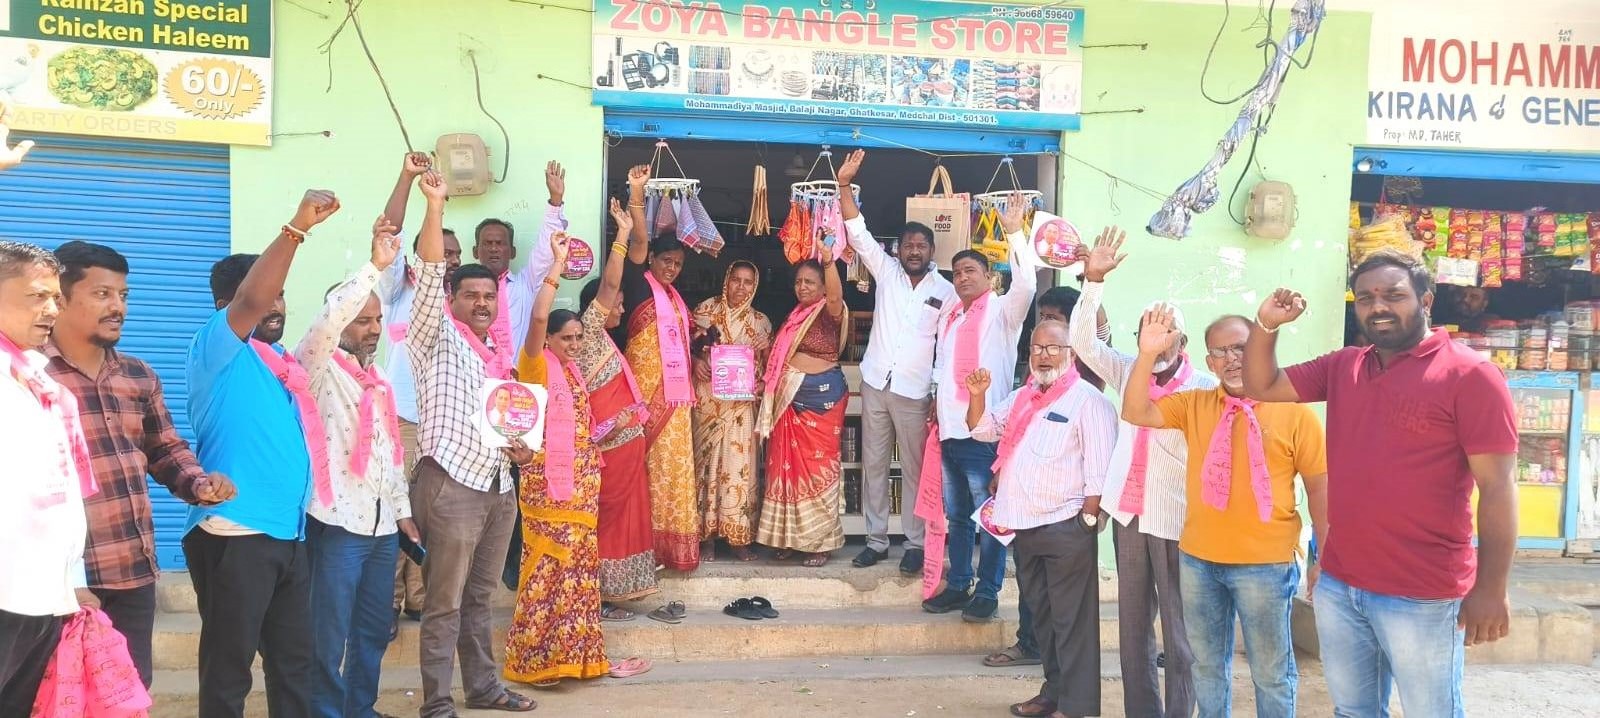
[709,344,757,401]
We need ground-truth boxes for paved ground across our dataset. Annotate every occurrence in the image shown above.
[149,659,1600,717]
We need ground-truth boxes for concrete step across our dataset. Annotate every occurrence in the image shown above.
[153,601,1242,671]
[1511,560,1600,607]
[154,551,1120,613]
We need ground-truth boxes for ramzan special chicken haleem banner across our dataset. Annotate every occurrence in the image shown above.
[0,0,272,145]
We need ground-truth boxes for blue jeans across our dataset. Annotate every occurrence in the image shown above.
[1180,553,1298,718]
[1315,572,1465,718]
[941,438,1006,601]
[307,517,400,718]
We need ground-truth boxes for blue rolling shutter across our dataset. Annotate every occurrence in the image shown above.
[0,134,230,571]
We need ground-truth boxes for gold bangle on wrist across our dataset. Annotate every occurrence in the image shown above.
[543,277,560,290]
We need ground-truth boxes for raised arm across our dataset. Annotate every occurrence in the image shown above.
[226,191,340,341]
[384,152,430,232]
[1123,307,1179,428]
[599,198,632,311]
[964,369,993,432]
[293,216,400,374]
[521,232,571,362]
[626,165,651,265]
[1070,227,1134,389]
[818,238,846,320]
[517,160,568,287]
[996,195,1036,328]
[1242,288,1309,403]
[408,171,451,354]
[834,151,896,279]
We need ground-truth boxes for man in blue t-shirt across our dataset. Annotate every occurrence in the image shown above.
[183,190,340,718]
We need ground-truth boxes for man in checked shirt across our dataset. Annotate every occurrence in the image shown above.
[44,241,237,688]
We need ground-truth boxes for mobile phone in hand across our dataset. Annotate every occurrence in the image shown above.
[399,532,427,565]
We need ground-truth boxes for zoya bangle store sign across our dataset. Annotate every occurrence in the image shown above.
[1367,9,1598,152]
[591,0,1085,131]
[0,0,272,145]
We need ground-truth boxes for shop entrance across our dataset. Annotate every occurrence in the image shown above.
[1346,150,1600,550]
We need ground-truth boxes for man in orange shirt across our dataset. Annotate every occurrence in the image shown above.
[1121,309,1328,718]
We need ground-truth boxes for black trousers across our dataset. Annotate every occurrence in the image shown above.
[0,609,63,716]
[183,529,314,718]
[1015,518,1102,717]
[92,583,158,689]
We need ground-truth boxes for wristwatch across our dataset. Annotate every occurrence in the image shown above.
[1081,513,1098,527]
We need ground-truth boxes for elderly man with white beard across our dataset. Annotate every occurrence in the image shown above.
[964,320,1118,718]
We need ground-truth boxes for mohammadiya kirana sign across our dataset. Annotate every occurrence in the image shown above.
[0,0,272,146]
[591,0,1085,131]
[1367,9,1598,153]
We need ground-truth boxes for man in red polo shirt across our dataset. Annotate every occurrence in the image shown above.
[1240,249,1516,718]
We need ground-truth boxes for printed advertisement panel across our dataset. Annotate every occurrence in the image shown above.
[0,0,272,146]
[1367,11,1598,152]
[592,0,1084,131]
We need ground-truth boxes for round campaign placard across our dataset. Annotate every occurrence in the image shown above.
[978,498,1015,538]
[484,382,542,439]
[1031,211,1085,271]
[562,237,595,280]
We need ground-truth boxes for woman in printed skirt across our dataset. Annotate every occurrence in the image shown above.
[756,240,850,567]
[503,231,648,686]
[691,260,772,561]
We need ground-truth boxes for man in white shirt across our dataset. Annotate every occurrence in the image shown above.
[0,230,98,714]
[966,320,1117,718]
[922,197,1036,623]
[835,150,955,574]
[1068,229,1214,718]
[377,153,460,622]
[295,217,421,717]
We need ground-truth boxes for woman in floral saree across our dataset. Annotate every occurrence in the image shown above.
[756,245,850,567]
[504,230,648,686]
[691,260,772,561]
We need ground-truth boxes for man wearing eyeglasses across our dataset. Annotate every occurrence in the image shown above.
[1121,310,1328,718]
[1068,228,1215,718]
[964,320,1117,718]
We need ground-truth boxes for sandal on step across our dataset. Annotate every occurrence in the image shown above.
[723,598,764,621]
[802,552,830,567]
[984,643,1043,667]
[601,603,636,622]
[466,689,538,712]
[608,656,653,678]
[648,601,686,624]
[748,596,780,619]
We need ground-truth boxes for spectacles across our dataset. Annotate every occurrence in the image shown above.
[1030,344,1069,357]
[1206,344,1246,359]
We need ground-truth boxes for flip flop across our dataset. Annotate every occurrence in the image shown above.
[601,604,636,622]
[984,644,1042,668]
[608,656,653,678]
[723,598,764,621]
[648,601,686,624]
[748,596,780,619]
[466,689,538,712]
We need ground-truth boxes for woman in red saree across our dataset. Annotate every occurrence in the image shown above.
[574,200,659,610]
[756,247,850,567]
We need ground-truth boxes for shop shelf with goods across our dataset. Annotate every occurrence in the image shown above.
[1503,371,1583,548]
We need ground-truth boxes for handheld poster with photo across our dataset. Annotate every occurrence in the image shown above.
[477,380,548,449]
[972,497,1015,546]
[709,344,757,401]
[1030,210,1085,275]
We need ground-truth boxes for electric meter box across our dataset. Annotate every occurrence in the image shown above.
[435,133,492,197]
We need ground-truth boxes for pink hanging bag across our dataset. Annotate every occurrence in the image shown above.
[32,609,151,718]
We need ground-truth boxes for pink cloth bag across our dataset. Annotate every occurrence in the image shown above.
[32,609,151,718]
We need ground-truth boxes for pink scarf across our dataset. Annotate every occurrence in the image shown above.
[945,293,991,402]
[331,352,404,478]
[1118,355,1194,516]
[992,366,1080,478]
[542,350,589,502]
[250,341,334,507]
[491,275,516,371]
[642,271,694,406]
[1,334,96,501]
[763,299,826,396]
[450,316,511,381]
[1201,395,1274,522]
[914,422,946,600]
